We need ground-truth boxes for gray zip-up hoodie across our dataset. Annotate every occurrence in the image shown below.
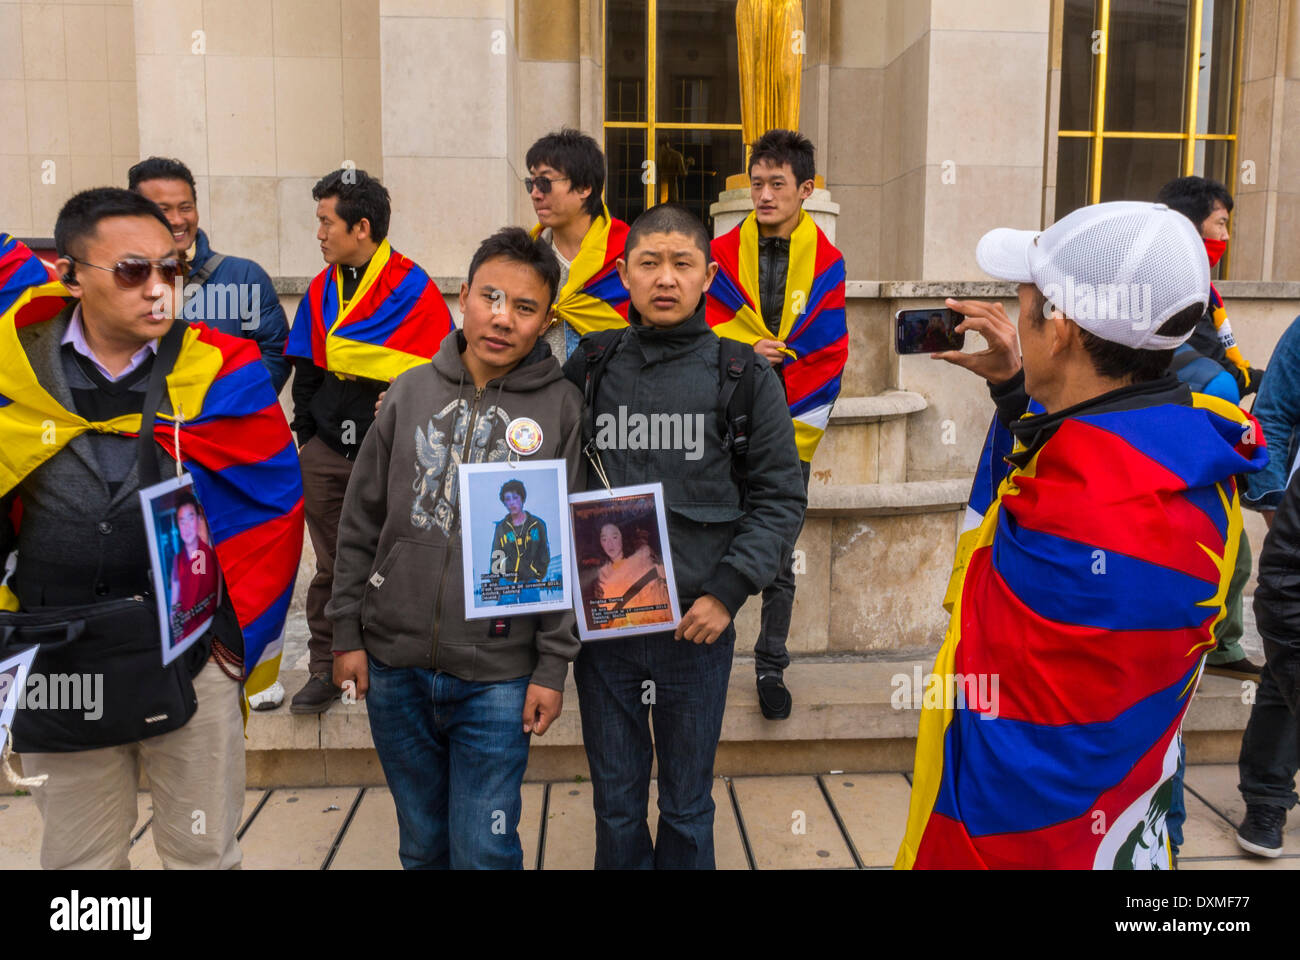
[327,330,584,690]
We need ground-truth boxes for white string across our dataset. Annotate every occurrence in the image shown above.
[173,402,184,478]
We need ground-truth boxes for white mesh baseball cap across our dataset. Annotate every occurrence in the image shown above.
[975,201,1210,350]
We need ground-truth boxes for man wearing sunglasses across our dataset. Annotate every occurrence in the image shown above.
[129,156,290,393]
[526,129,630,361]
[0,189,301,869]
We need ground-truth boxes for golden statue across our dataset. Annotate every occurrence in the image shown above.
[736,0,803,147]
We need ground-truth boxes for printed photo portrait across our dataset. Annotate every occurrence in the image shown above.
[139,475,223,666]
[568,483,680,641]
[458,459,572,619]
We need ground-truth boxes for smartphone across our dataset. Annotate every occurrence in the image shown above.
[894,307,965,355]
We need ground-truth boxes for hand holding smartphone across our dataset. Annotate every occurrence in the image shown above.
[895,307,965,355]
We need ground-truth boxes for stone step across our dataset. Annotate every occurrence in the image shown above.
[245,660,1257,787]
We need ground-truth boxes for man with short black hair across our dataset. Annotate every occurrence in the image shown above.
[707,128,848,720]
[897,202,1266,869]
[525,128,630,360]
[284,168,454,714]
[129,156,290,391]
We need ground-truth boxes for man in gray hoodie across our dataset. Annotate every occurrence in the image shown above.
[327,228,583,869]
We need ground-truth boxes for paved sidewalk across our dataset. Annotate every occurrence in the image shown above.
[2,764,1296,869]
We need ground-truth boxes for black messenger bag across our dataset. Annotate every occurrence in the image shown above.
[0,322,200,753]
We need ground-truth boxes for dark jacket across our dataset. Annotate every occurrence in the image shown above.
[492,512,550,583]
[184,229,290,391]
[757,235,790,337]
[562,299,806,616]
[326,332,584,691]
[290,358,386,461]
[1252,471,1300,716]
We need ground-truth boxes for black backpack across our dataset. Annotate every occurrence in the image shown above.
[571,328,757,506]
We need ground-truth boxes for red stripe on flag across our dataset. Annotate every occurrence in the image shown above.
[175,405,294,470]
[215,500,305,628]
[782,334,848,408]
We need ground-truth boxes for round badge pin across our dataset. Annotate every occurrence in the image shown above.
[506,417,543,456]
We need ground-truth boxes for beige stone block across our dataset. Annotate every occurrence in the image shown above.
[930,0,1049,32]
[135,54,207,175]
[517,0,578,61]
[884,0,930,65]
[21,2,65,80]
[107,79,137,156]
[381,155,511,278]
[1273,192,1300,281]
[25,79,69,155]
[0,4,25,81]
[1243,0,1278,82]
[827,67,883,185]
[730,775,855,868]
[30,154,72,235]
[0,154,33,234]
[110,153,136,185]
[1183,763,1300,851]
[1228,190,1267,281]
[200,0,272,56]
[69,152,113,191]
[0,80,28,151]
[237,787,359,869]
[921,163,1042,280]
[828,509,957,651]
[208,175,281,276]
[734,515,833,656]
[881,33,928,183]
[341,0,380,58]
[204,55,276,176]
[926,31,1048,168]
[877,417,907,484]
[821,772,911,867]
[515,60,580,164]
[831,0,886,68]
[272,0,342,58]
[342,56,383,175]
[66,80,110,156]
[381,0,509,17]
[278,175,327,278]
[380,16,507,159]
[0,793,46,869]
[63,3,108,80]
[518,781,544,869]
[839,300,894,397]
[825,183,881,280]
[541,780,595,869]
[327,786,400,869]
[104,2,134,81]
[879,166,925,279]
[1235,79,1274,196]
[1278,79,1300,188]
[274,57,345,177]
[132,0,204,57]
[811,419,880,485]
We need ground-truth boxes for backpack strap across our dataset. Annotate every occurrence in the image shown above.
[187,252,226,289]
[716,337,756,507]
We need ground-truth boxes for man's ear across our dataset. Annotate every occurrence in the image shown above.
[615,258,629,291]
[702,260,719,293]
[56,257,82,297]
[1050,312,1076,356]
[799,179,815,201]
[352,217,372,243]
[575,183,593,202]
[458,280,470,316]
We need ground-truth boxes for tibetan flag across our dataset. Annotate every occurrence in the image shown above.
[707,210,847,462]
[0,233,60,320]
[0,248,304,706]
[529,205,630,336]
[284,238,453,382]
[897,395,1266,869]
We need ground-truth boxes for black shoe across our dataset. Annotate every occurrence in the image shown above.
[290,673,342,715]
[757,674,792,720]
[1205,658,1263,682]
[1236,804,1286,858]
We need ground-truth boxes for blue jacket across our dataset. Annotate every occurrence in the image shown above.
[182,229,290,391]
[1245,314,1300,510]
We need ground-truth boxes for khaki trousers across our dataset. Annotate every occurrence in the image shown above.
[22,659,245,870]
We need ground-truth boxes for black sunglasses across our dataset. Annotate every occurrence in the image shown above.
[524,176,570,195]
[68,256,184,289]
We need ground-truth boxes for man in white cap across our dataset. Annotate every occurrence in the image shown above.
[895,202,1268,870]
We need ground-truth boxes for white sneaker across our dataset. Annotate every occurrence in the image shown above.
[248,680,285,711]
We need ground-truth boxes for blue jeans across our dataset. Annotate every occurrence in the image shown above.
[573,625,735,869]
[364,655,531,869]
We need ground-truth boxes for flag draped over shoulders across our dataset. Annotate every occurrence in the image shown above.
[0,235,303,704]
[707,210,847,462]
[283,238,453,381]
[530,205,629,336]
[897,397,1266,869]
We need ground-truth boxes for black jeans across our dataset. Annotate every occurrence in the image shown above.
[1238,661,1300,810]
[755,459,812,675]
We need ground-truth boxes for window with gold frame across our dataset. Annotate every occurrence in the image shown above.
[1056,0,1244,276]
[603,0,746,230]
